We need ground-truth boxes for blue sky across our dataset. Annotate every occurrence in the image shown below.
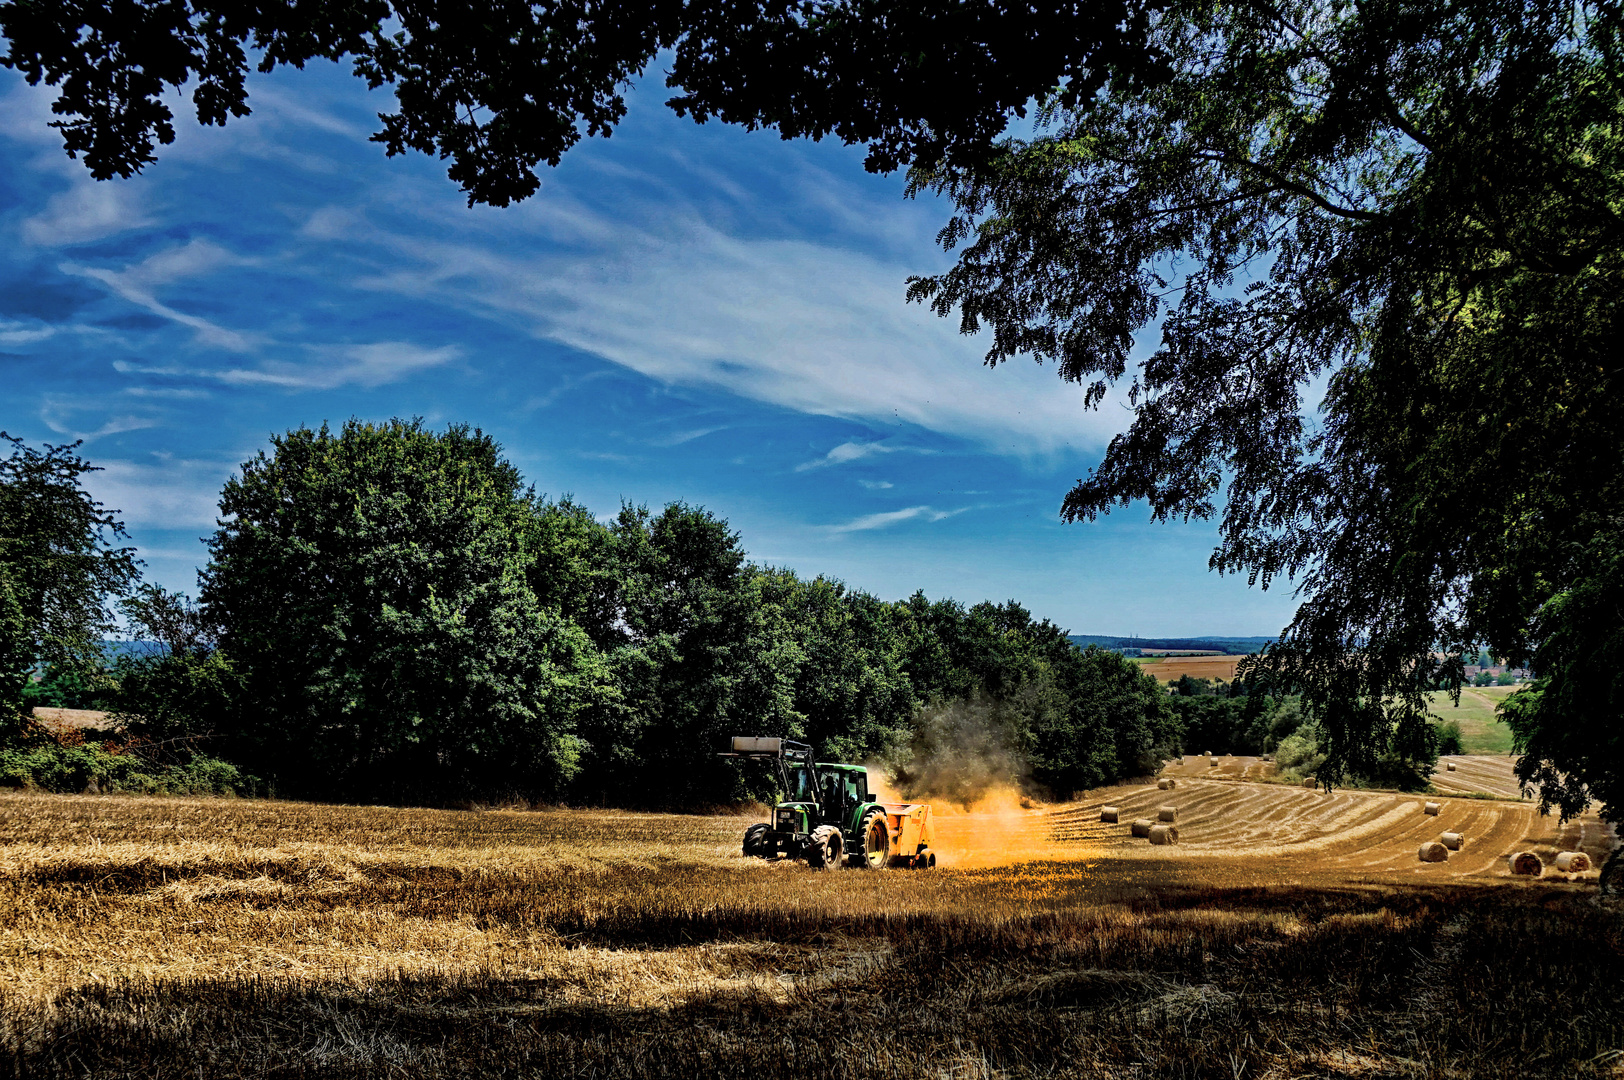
[0,62,1299,638]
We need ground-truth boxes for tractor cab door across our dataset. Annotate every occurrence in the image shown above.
[821,770,861,828]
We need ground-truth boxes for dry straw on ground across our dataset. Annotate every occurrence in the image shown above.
[2,787,1619,1079]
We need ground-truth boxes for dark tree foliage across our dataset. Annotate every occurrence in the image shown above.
[905,0,1624,807]
[766,572,913,765]
[575,502,804,807]
[0,0,1165,206]
[0,434,138,739]
[107,584,238,755]
[200,419,610,800]
[18,661,108,710]
[1499,529,1624,826]
[119,583,214,659]
[885,597,1178,799]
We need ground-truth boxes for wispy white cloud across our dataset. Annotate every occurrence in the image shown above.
[38,396,161,442]
[20,179,152,248]
[221,342,462,389]
[858,479,894,490]
[122,386,211,400]
[796,440,904,472]
[651,426,727,447]
[113,341,461,391]
[828,505,965,533]
[307,192,1124,456]
[64,240,259,351]
[0,319,55,346]
[518,370,617,412]
[81,457,232,530]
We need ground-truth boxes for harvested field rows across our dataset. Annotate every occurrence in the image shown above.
[1433,753,1526,798]
[1132,654,1247,681]
[1163,753,1280,781]
[1054,762,1613,882]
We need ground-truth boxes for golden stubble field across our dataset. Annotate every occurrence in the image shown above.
[2,777,1622,1079]
[1133,655,1251,682]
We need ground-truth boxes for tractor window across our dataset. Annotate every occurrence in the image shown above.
[825,772,858,812]
[790,767,815,802]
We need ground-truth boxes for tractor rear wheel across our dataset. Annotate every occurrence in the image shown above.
[806,825,842,870]
[854,808,889,869]
[742,823,770,858]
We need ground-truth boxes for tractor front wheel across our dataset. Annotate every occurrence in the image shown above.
[853,809,889,869]
[742,823,770,859]
[806,825,843,870]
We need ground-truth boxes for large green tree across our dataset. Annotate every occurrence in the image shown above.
[201,418,610,799]
[0,434,139,739]
[902,0,1623,814]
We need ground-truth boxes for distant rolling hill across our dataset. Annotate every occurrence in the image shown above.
[1068,634,1276,655]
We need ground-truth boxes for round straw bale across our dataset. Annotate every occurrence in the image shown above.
[1509,851,1543,876]
[1165,778,1177,789]
[1440,832,1463,851]
[1157,777,1171,790]
[1555,851,1591,872]
[1203,751,1212,757]
[1100,806,1120,824]
[1418,841,1449,862]
[1131,819,1154,838]
[1158,806,1178,823]
[1208,757,1220,767]
[1149,824,1179,845]
[1423,801,1441,816]
[1445,762,1456,771]
[1302,777,1316,789]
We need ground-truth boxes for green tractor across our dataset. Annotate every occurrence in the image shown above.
[724,736,936,870]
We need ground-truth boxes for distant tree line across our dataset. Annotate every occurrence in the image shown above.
[1166,675,1442,791]
[2,421,1189,807]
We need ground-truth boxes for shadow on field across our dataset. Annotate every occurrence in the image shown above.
[5,881,1621,1079]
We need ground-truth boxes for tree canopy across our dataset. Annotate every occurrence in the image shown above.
[902,0,1624,815]
[200,419,611,799]
[0,0,1165,205]
[0,434,138,736]
[178,419,1181,805]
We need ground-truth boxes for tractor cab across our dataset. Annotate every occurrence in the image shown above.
[723,736,936,870]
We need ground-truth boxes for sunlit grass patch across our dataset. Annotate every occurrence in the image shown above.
[1428,688,1518,753]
